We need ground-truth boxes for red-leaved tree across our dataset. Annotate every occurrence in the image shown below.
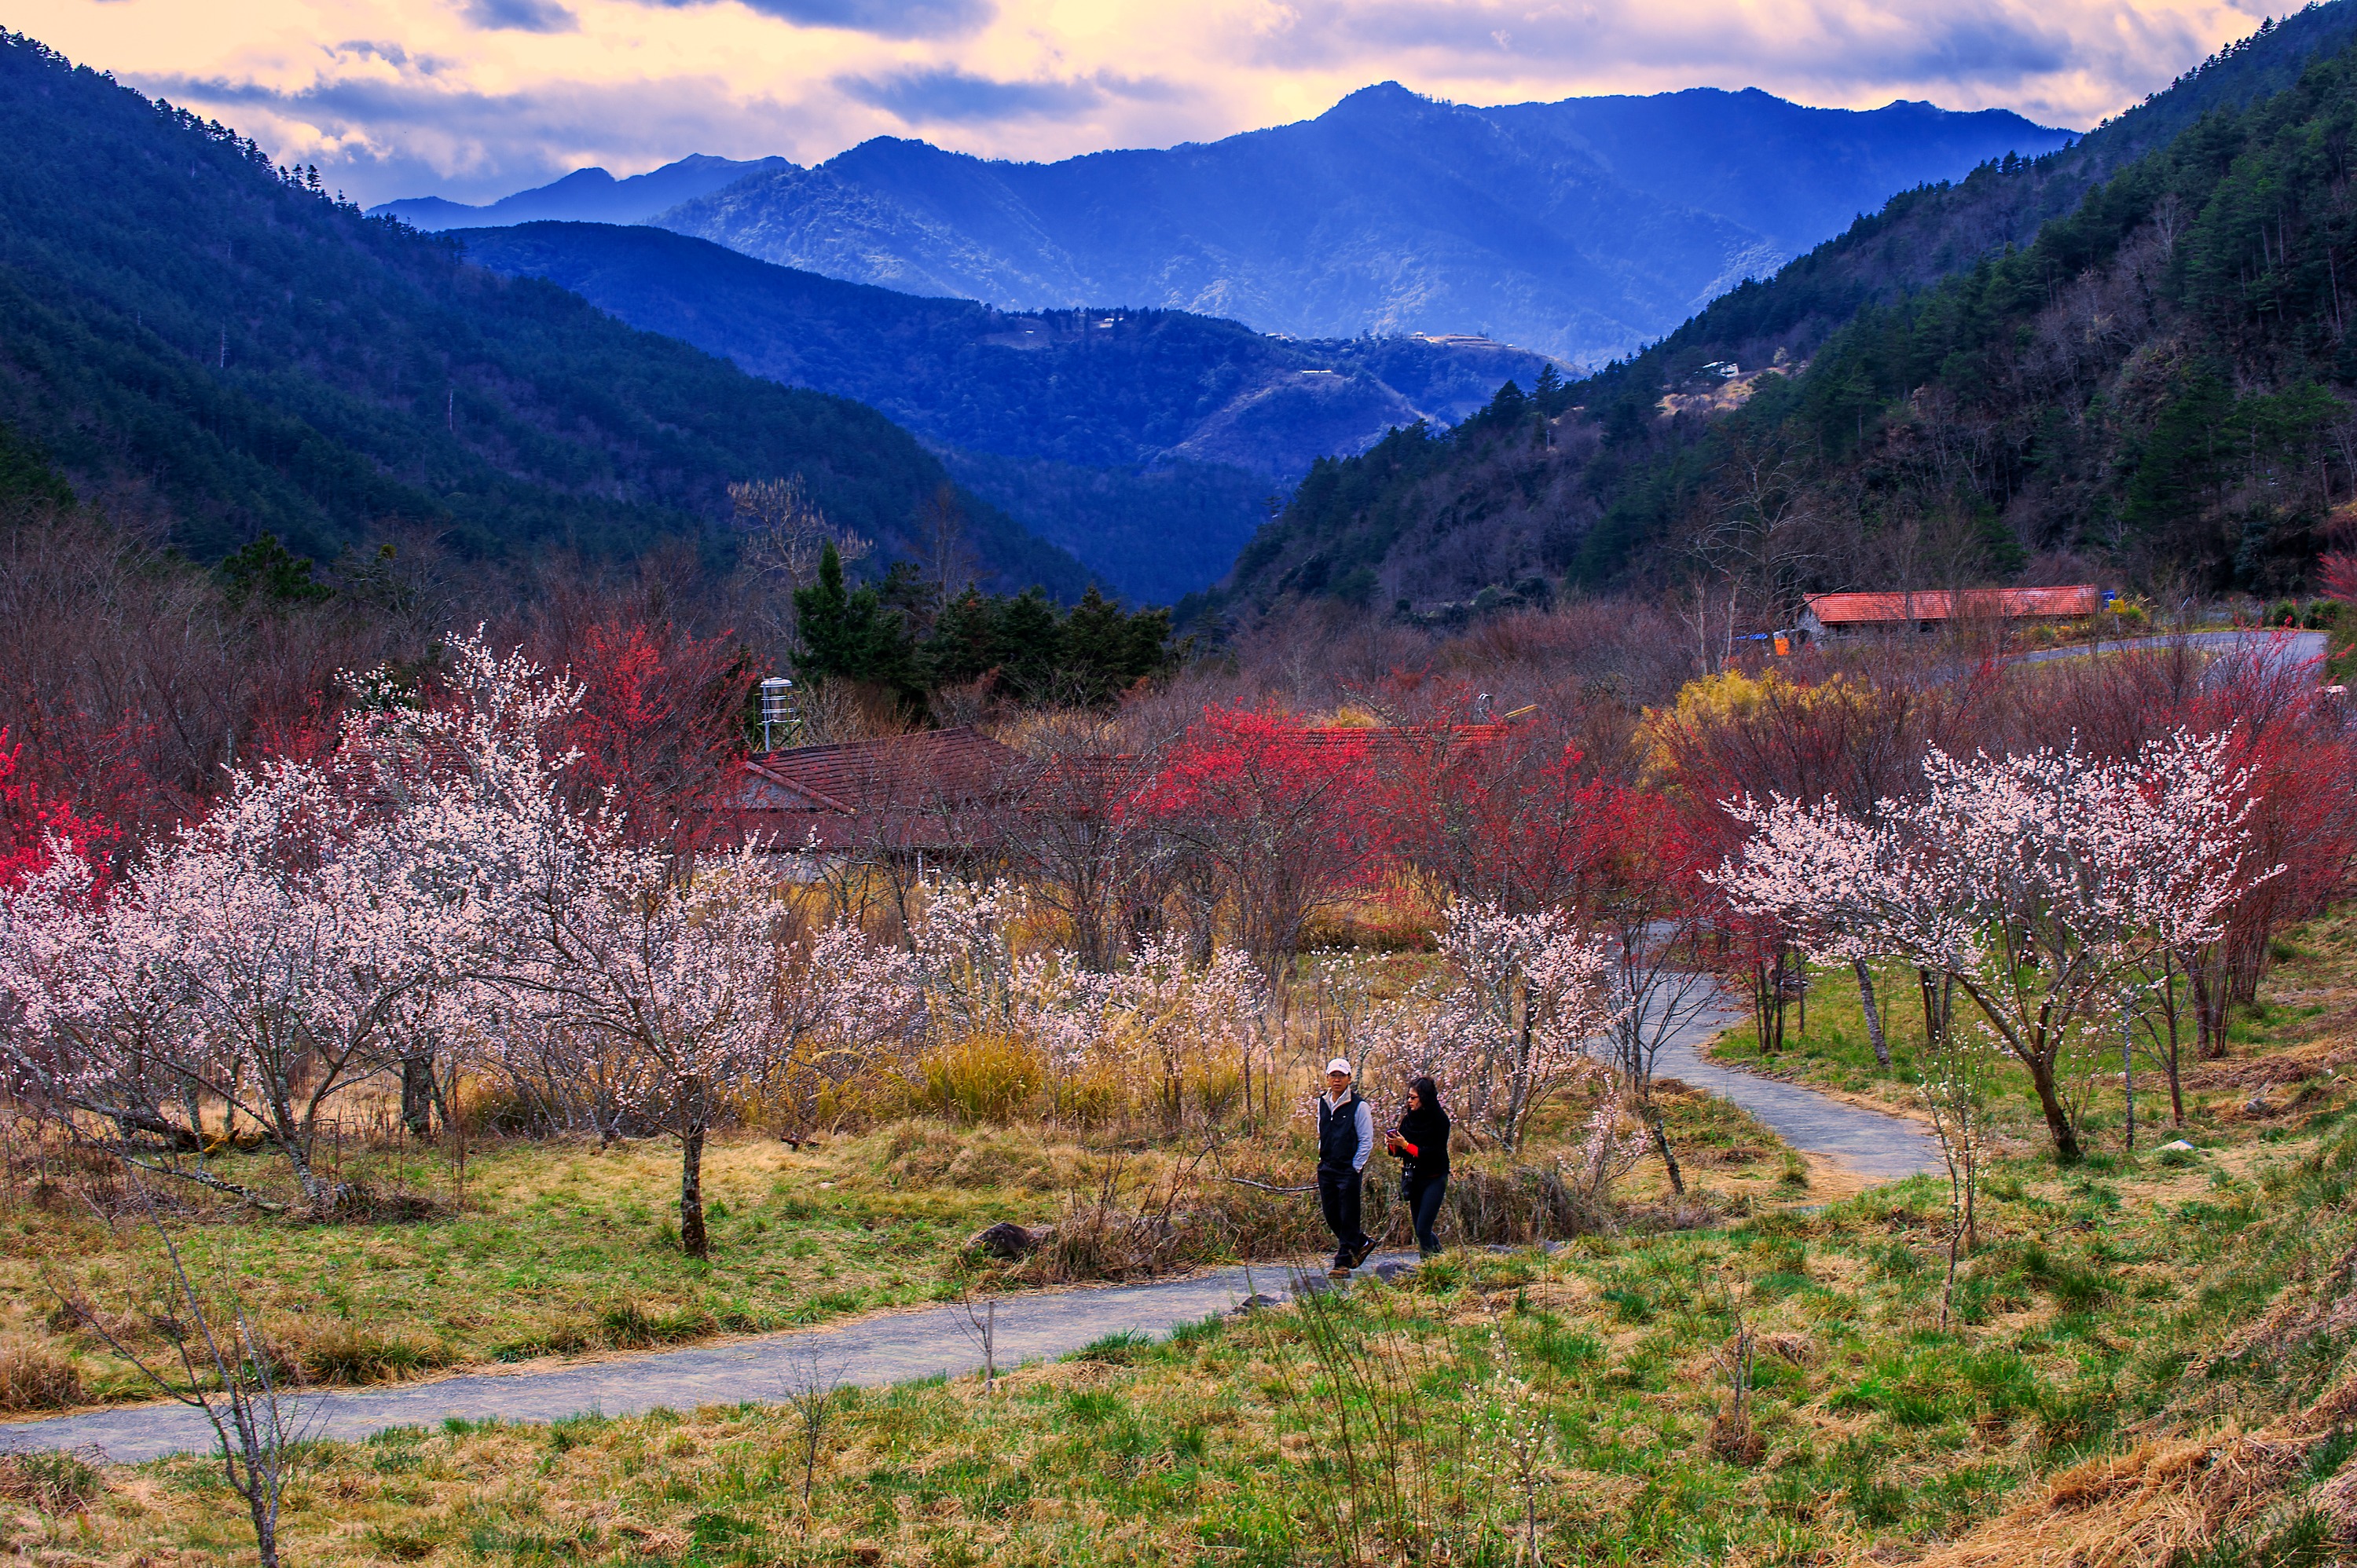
[1142,709,1385,982]
[0,729,116,892]
[544,619,754,851]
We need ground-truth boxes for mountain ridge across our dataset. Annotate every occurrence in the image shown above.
[378,83,2069,366]
[373,154,790,232]
[0,31,1087,597]
[452,218,1554,599]
[654,83,2069,365]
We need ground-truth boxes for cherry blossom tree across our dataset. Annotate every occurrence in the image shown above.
[494,846,797,1259]
[0,753,475,1211]
[1717,730,2275,1163]
[1409,902,1617,1152]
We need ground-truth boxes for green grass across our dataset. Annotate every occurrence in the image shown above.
[37,1108,2357,1565]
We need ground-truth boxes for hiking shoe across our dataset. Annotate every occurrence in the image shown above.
[1328,1264,1353,1280]
[1351,1238,1380,1268]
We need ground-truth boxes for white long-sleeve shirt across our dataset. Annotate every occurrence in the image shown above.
[1322,1089,1375,1172]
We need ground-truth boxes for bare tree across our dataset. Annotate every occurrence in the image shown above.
[728,476,874,650]
[49,1181,310,1568]
[995,719,1166,972]
[915,483,980,612]
[775,1351,846,1511]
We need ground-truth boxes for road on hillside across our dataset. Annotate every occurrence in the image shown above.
[0,1009,1941,1463]
[2007,628,2330,673]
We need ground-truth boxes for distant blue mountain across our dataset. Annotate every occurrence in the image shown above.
[647,84,2073,364]
[456,221,1552,601]
[371,153,786,230]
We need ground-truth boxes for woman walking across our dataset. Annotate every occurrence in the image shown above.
[1386,1076,1451,1258]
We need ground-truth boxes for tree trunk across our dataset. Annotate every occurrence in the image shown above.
[1646,1108,1684,1196]
[2026,1059,2082,1165]
[679,1122,709,1260]
[401,1055,436,1139]
[1853,958,1890,1068]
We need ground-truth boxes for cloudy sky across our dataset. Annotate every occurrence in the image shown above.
[17,0,2275,207]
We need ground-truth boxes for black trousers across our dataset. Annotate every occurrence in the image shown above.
[1408,1174,1448,1256]
[1318,1167,1368,1265]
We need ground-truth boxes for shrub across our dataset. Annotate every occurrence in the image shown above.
[0,1342,84,1411]
[912,1035,1043,1125]
[265,1319,452,1386]
[599,1301,713,1349]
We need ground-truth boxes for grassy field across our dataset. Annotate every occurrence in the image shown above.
[0,1065,1794,1411]
[13,1085,2357,1565]
[9,925,2357,1564]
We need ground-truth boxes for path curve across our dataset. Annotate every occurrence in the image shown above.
[2,1009,1941,1462]
[1654,1002,1943,1184]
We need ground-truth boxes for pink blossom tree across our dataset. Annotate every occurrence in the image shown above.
[1411,903,1618,1152]
[495,845,799,1259]
[1717,730,2275,1163]
[1,739,482,1212]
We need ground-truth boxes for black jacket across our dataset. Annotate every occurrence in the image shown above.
[1391,1101,1450,1182]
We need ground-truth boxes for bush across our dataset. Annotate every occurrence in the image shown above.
[912,1035,1043,1125]
[0,1341,84,1410]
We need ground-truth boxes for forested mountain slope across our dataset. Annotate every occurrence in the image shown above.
[651,85,2068,365]
[0,31,1087,595]
[1224,4,2357,614]
[455,221,1549,600]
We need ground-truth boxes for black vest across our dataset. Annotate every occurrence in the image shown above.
[1318,1093,1365,1174]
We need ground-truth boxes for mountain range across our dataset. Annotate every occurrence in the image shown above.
[0,31,1085,594]
[450,221,1548,601]
[376,155,788,232]
[1222,3,2357,616]
[382,86,2073,367]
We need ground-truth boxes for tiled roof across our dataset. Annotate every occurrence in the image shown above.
[1804,586,2102,625]
[727,727,1021,812]
[723,727,1023,855]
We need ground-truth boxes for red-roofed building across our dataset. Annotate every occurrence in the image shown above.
[721,727,1023,864]
[1799,586,2102,638]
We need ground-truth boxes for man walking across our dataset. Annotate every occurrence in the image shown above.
[1316,1057,1376,1278]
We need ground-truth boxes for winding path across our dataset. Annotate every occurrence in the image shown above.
[2,1008,1941,1462]
[1655,1002,1942,1183]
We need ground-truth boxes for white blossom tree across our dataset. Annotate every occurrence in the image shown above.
[1413,903,1618,1152]
[1717,730,2276,1163]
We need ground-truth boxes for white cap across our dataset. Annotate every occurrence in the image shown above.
[1325,1057,1352,1076]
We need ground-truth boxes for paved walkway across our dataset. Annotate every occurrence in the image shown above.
[2,1004,1941,1463]
[0,1256,1384,1464]
[1653,1002,1943,1183]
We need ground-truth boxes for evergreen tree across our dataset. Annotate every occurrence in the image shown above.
[918,587,999,691]
[792,540,917,698]
[988,588,1064,702]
